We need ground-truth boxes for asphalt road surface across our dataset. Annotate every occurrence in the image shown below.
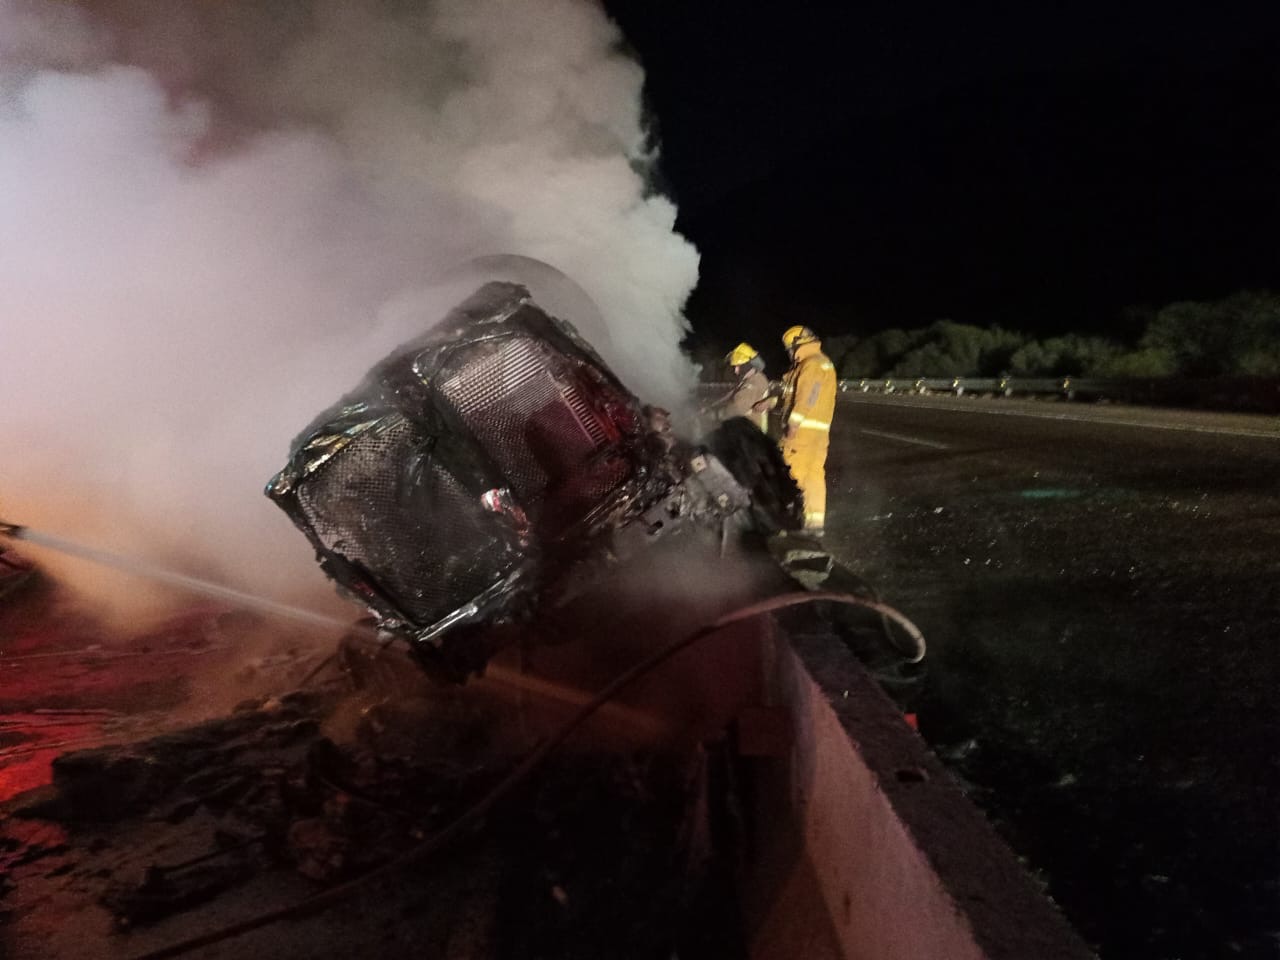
[825,394,1280,960]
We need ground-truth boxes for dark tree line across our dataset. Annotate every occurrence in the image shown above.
[822,290,1280,380]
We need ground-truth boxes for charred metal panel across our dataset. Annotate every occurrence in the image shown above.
[268,281,799,678]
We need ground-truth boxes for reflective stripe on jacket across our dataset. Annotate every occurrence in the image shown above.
[780,341,836,434]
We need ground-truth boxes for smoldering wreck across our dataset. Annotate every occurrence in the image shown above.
[0,282,1091,960]
[265,280,803,681]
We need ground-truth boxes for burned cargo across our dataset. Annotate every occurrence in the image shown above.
[267,282,798,679]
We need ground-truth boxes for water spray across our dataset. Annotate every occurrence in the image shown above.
[0,519,353,633]
[0,519,681,727]
[0,517,925,735]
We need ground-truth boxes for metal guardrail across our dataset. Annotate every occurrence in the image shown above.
[838,376,1280,412]
[840,376,1075,397]
[699,377,1280,413]
[704,376,1079,398]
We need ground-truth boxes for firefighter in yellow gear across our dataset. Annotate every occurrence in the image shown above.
[710,342,771,432]
[779,325,837,534]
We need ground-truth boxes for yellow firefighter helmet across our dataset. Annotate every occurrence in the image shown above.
[725,342,759,366]
[782,325,819,351]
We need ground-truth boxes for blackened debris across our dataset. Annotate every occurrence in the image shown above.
[267,282,798,681]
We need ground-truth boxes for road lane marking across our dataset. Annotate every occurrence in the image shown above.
[843,396,1280,441]
[858,428,950,449]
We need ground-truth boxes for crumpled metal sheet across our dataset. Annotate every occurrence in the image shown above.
[266,281,788,680]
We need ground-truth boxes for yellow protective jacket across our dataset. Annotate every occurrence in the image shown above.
[716,366,772,431]
[780,341,837,437]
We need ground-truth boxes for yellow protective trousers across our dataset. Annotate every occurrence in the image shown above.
[783,426,829,531]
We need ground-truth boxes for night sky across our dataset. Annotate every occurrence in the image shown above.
[605,2,1279,354]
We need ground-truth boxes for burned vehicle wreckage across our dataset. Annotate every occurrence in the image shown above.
[267,282,800,681]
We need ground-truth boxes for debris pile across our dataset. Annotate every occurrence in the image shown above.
[1,670,743,959]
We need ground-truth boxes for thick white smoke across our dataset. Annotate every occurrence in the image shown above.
[0,0,699,617]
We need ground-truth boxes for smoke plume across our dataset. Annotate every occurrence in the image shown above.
[0,0,699,617]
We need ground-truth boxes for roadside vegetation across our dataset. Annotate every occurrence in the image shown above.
[823,290,1280,379]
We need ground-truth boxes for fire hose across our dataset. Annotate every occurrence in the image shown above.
[0,520,926,956]
[129,590,924,960]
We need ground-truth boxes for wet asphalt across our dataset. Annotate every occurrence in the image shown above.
[824,394,1280,960]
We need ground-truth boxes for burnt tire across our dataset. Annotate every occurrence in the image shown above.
[702,417,803,535]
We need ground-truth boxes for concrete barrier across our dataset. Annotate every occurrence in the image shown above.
[741,619,1094,960]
